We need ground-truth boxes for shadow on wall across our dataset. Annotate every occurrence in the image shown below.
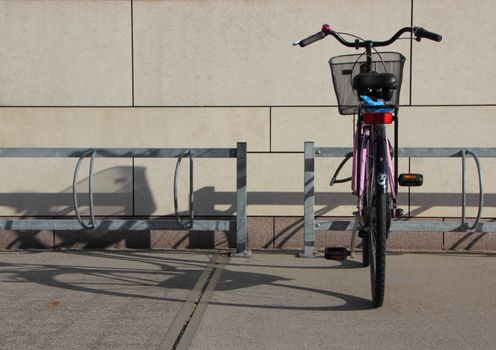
[0,166,236,250]
[0,166,146,217]
[0,165,494,249]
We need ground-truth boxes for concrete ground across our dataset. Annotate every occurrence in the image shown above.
[0,250,494,350]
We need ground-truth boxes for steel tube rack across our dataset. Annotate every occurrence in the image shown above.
[0,143,250,256]
[301,141,495,257]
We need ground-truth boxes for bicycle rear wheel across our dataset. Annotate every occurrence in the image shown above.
[367,124,389,308]
[370,192,387,307]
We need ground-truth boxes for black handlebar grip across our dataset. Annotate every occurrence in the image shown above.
[415,27,442,42]
[299,31,327,47]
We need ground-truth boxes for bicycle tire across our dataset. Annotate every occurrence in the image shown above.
[368,124,388,308]
[370,192,387,307]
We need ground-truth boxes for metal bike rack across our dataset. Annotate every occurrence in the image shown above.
[0,143,250,257]
[301,141,496,257]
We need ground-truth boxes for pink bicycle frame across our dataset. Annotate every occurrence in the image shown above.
[352,124,396,216]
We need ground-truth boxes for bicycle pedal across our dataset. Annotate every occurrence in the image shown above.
[394,208,405,218]
[324,247,349,261]
[398,173,423,187]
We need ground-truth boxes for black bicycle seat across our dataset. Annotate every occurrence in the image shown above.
[352,72,398,90]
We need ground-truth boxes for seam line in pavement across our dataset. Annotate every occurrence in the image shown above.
[175,255,228,350]
[157,254,227,350]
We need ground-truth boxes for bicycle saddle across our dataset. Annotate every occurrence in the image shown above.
[352,72,398,90]
[353,72,398,101]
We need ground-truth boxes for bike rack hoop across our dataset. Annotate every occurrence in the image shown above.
[73,150,97,230]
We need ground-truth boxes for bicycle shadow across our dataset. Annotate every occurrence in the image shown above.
[0,250,372,311]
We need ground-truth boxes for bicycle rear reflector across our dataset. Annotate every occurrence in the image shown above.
[398,173,423,187]
[363,112,393,124]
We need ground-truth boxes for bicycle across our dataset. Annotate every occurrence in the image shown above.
[294,24,442,307]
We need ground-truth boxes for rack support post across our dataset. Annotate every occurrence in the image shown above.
[299,141,318,257]
[231,142,251,257]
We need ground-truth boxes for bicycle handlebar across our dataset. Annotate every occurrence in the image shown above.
[413,27,442,42]
[298,31,328,47]
[293,24,442,48]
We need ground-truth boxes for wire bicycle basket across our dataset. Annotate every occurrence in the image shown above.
[329,52,406,115]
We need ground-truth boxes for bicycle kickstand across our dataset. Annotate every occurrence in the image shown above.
[349,218,359,258]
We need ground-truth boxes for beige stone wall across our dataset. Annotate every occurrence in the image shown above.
[0,0,494,221]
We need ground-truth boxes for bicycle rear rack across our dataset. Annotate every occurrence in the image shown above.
[0,143,250,257]
[300,141,496,257]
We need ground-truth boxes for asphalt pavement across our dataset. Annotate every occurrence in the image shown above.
[0,250,494,349]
